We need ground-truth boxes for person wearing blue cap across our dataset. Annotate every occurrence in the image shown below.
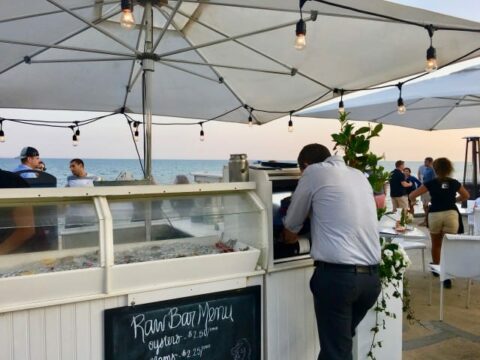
[12,146,41,178]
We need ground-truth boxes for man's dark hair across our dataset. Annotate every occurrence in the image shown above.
[70,158,84,167]
[425,157,433,162]
[395,160,404,168]
[297,144,331,170]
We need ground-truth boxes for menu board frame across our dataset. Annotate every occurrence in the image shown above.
[104,285,261,360]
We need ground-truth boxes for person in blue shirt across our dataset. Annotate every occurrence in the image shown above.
[418,157,436,225]
[404,167,421,214]
[12,146,41,179]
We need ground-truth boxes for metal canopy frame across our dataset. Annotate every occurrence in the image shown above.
[2,1,480,180]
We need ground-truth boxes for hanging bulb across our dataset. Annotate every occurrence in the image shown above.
[134,129,139,142]
[248,115,253,127]
[397,97,406,115]
[120,0,135,29]
[288,119,294,132]
[0,129,5,143]
[338,100,345,114]
[75,128,80,140]
[200,129,205,141]
[424,25,437,73]
[72,134,79,146]
[295,19,306,50]
[425,46,437,72]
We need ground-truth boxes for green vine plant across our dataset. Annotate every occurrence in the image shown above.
[330,112,417,359]
[331,112,390,194]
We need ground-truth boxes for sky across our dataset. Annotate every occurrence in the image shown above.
[1,1,480,162]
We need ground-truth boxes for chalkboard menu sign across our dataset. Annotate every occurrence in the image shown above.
[104,286,261,360]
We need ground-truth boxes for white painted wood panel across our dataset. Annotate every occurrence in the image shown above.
[12,311,29,360]
[90,299,106,360]
[28,308,46,360]
[0,295,128,360]
[75,302,91,359]
[265,266,318,360]
[60,304,76,360]
[45,307,61,360]
[1,277,263,360]
[0,312,13,360]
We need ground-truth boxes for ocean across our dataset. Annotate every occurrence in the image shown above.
[0,158,470,187]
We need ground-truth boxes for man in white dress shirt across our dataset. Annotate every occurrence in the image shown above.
[283,143,381,360]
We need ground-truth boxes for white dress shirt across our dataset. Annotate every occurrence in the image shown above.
[284,156,380,265]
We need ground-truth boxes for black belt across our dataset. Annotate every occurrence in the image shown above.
[314,260,379,274]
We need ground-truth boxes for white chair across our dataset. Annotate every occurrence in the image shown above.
[391,237,426,273]
[428,234,480,321]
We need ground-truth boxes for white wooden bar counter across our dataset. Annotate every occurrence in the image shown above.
[0,182,402,359]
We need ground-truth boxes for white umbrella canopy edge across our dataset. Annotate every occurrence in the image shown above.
[1,0,480,123]
[296,58,480,131]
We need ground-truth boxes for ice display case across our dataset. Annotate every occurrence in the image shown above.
[0,183,266,311]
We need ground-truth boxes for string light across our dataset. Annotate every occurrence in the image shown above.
[295,0,307,50]
[248,107,253,127]
[425,25,438,72]
[396,83,406,115]
[74,121,80,140]
[70,125,79,146]
[338,89,345,114]
[0,121,5,142]
[295,19,306,50]
[200,123,205,141]
[120,0,135,29]
[132,121,140,142]
[288,112,294,132]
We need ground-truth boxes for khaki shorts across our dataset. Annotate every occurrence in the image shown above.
[428,210,458,234]
[391,196,409,210]
[421,192,431,206]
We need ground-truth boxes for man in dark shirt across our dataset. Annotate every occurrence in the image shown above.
[0,169,35,254]
[389,160,412,212]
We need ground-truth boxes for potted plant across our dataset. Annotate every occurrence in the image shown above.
[331,112,390,213]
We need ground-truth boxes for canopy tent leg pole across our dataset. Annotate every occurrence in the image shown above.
[143,0,155,242]
[463,138,469,186]
[463,136,480,203]
[143,0,154,182]
[474,138,479,199]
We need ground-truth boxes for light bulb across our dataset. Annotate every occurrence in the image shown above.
[72,134,79,146]
[134,129,139,142]
[200,129,205,141]
[425,46,437,72]
[0,129,5,143]
[295,34,306,50]
[295,19,306,50]
[338,100,345,114]
[121,9,135,29]
[397,97,406,115]
[248,116,253,127]
[75,128,80,140]
[288,119,294,132]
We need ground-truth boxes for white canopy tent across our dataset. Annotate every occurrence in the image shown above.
[2,0,480,178]
[296,58,480,131]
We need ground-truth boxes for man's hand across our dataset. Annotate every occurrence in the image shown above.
[283,228,299,244]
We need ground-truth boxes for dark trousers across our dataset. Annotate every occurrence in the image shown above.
[310,266,381,360]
